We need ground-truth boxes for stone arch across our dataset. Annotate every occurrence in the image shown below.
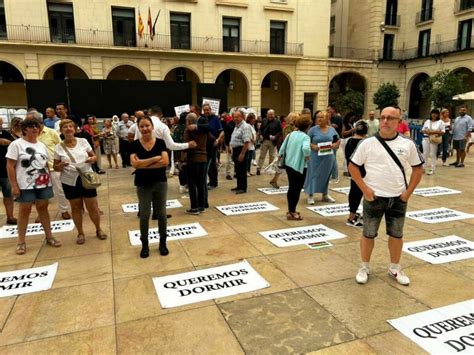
[260,70,292,117]
[106,64,147,80]
[451,67,474,92]
[164,67,202,105]
[42,62,89,80]
[0,60,27,107]
[407,72,430,119]
[215,69,249,110]
[328,71,367,115]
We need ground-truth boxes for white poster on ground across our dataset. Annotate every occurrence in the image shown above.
[330,187,351,195]
[216,201,279,216]
[122,199,183,213]
[0,263,58,298]
[257,186,289,195]
[388,299,474,354]
[413,186,462,197]
[0,220,75,239]
[128,223,207,246]
[307,203,362,217]
[259,224,347,247]
[202,97,220,115]
[407,208,474,224]
[403,236,474,264]
[174,104,190,117]
[153,260,270,308]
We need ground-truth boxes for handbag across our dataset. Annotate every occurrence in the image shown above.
[428,121,442,144]
[61,142,102,190]
[278,133,293,169]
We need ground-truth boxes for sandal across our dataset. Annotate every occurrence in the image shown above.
[45,237,62,247]
[286,212,303,221]
[96,230,108,240]
[16,243,26,255]
[76,234,85,245]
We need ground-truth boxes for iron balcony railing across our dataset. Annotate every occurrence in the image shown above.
[416,7,434,24]
[384,14,401,27]
[379,36,474,61]
[0,24,303,56]
[454,0,474,12]
[329,46,377,60]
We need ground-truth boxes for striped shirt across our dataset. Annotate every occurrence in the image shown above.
[230,121,252,148]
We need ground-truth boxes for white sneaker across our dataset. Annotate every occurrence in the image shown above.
[356,266,370,284]
[388,267,410,286]
[322,195,336,203]
[307,197,315,205]
[442,161,448,167]
[426,169,433,175]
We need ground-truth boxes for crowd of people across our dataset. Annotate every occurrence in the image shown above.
[0,102,472,285]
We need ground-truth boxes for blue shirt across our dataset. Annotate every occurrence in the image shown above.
[278,130,311,174]
[453,115,473,140]
[43,117,59,129]
[199,115,222,138]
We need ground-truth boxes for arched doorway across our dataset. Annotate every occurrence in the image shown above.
[452,67,474,92]
[0,61,26,107]
[43,62,89,80]
[164,67,200,106]
[215,69,248,111]
[329,72,366,115]
[107,65,147,80]
[260,71,291,117]
[408,73,430,119]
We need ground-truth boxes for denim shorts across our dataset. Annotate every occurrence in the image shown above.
[0,177,12,198]
[453,139,466,151]
[16,186,54,203]
[362,196,407,238]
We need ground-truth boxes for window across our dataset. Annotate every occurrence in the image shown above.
[112,7,136,47]
[270,21,285,54]
[383,34,395,59]
[0,0,6,39]
[170,12,190,50]
[385,0,398,26]
[48,3,75,43]
[460,0,474,11]
[223,17,240,52]
[330,16,336,34]
[458,19,473,50]
[420,0,433,22]
[418,29,431,57]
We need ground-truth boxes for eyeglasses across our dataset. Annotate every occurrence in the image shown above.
[25,124,40,129]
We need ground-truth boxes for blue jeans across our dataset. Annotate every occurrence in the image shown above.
[437,132,451,162]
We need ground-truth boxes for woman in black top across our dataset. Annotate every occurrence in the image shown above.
[130,117,169,258]
[345,120,368,227]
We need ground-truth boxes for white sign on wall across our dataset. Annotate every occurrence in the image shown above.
[413,186,462,197]
[257,186,289,195]
[153,260,270,308]
[128,223,207,246]
[174,104,190,117]
[202,97,220,115]
[330,187,351,195]
[407,208,474,224]
[403,236,474,264]
[122,199,183,213]
[0,220,75,239]
[388,300,474,354]
[259,224,347,247]
[307,203,362,217]
[216,201,279,216]
[0,263,58,298]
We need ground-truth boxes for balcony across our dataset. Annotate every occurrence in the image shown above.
[0,24,304,56]
[384,14,401,27]
[379,36,474,61]
[329,46,376,60]
[454,0,474,13]
[415,8,434,25]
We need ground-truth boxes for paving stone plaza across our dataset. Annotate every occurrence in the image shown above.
[0,150,472,354]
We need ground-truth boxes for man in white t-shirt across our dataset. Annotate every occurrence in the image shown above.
[349,106,424,286]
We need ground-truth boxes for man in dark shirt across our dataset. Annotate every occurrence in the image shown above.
[256,109,282,175]
[0,118,16,224]
[199,104,223,189]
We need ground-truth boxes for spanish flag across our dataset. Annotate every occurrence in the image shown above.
[138,10,144,38]
[148,7,153,39]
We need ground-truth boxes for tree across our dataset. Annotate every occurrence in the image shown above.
[420,69,468,109]
[335,89,364,115]
[373,82,400,110]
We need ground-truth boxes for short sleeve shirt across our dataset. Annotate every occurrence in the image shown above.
[422,120,445,137]
[54,138,93,186]
[0,130,14,178]
[350,135,424,197]
[130,139,167,186]
[452,115,473,140]
[6,138,52,190]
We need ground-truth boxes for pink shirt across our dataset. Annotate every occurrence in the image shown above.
[397,120,410,135]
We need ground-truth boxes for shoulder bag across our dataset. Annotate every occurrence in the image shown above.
[61,142,101,190]
[374,133,408,189]
[428,121,442,144]
[278,132,293,169]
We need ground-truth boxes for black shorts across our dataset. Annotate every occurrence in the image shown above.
[62,176,97,200]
